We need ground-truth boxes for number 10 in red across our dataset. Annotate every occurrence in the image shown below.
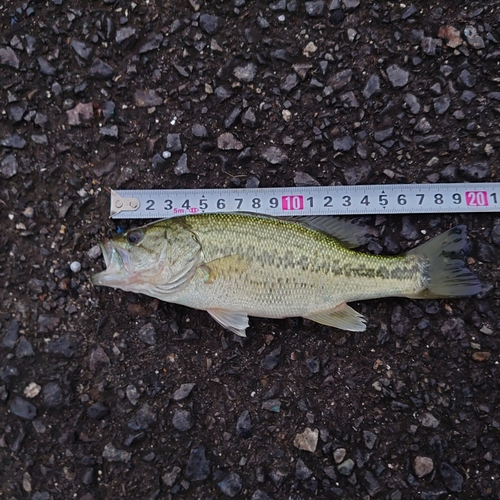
[282,195,304,211]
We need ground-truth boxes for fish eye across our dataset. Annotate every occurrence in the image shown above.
[126,230,143,245]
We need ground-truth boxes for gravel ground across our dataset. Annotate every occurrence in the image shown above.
[1,0,500,498]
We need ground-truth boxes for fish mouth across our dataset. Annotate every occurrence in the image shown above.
[91,240,131,287]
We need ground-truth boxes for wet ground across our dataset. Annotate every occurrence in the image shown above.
[1,0,500,498]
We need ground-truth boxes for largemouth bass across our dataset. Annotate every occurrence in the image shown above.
[92,214,481,336]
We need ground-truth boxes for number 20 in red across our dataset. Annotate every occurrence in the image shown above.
[465,191,488,207]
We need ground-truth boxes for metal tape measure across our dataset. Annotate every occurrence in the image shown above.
[110,183,500,219]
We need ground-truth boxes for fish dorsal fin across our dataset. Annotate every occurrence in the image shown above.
[305,303,366,331]
[283,216,369,248]
[227,213,368,248]
[207,308,249,337]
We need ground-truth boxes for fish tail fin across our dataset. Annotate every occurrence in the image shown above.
[406,225,481,298]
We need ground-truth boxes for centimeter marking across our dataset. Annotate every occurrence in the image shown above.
[110,183,500,219]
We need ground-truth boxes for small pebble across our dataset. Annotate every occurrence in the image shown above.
[404,93,421,114]
[102,443,131,463]
[162,466,182,487]
[414,456,434,477]
[172,409,194,431]
[2,319,19,348]
[99,125,119,138]
[261,348,280,370]
[262,399,281,412]
[87,244,102,260]
[90,58,114,79]
[89,345,110,371]
[457,69,476,89]
[294,171,320,186]
[303,41,317,57]
[134,90,163,107]
[333,447,347,464]
[24,382,41,399]
[295,458,313,480]
[0,46,20,68]
[199,13,225,35]
[174,153,190,176]
[71,40,92,60]
[128,403,157,430]
[333,136,355,151]
[88,402,110,419]
[192,123,207,138]
[421,412,440,428]
[0,154,18,178]
[438,25,463,48]
[440,462,463,492]
[217,471,242,497]
[37,57,56,76]
[43,382,63,408]
[472,352,491,362]
[459,161,490,181]
[386,64,409,88]
[328,69,352,90]
[126,384,140,406]
[464,25,485,49]
[233,63,257,83]
[433,96,450,115]
[374,128,394,142]
[305,1,325,17]
[218,132,243,151]
[16,336,34,358]
[293,427,318,452]
[11,396,37,420]
[185,445,211,481]
[363,74,381,98]
[251,491,272,500]
[137,323,156,345]
[172,383,195,401]
[363,430,377,450]
[70,261,81,273]
[337,458,355,476]
[67,103,94,126]
[236,410,252,438]
[1,134,27,149]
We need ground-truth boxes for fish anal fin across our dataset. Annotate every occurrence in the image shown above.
[207,308,249,337]
[305,303,366,332]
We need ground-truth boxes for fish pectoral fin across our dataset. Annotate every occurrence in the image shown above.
[305,303,366,332]
[200,254,249,284]
[207,308,249,337]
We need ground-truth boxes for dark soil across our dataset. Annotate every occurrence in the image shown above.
[1,1,500,499]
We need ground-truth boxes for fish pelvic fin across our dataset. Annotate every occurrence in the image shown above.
[207,308,249,337]
[406,225,481,298]
[305,303,367,332]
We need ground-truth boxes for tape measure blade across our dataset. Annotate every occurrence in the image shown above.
[109,183,500,219]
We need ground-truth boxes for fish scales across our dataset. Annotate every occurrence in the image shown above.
[92,213,481,335]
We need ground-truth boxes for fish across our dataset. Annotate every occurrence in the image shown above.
[92,213,481,336]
